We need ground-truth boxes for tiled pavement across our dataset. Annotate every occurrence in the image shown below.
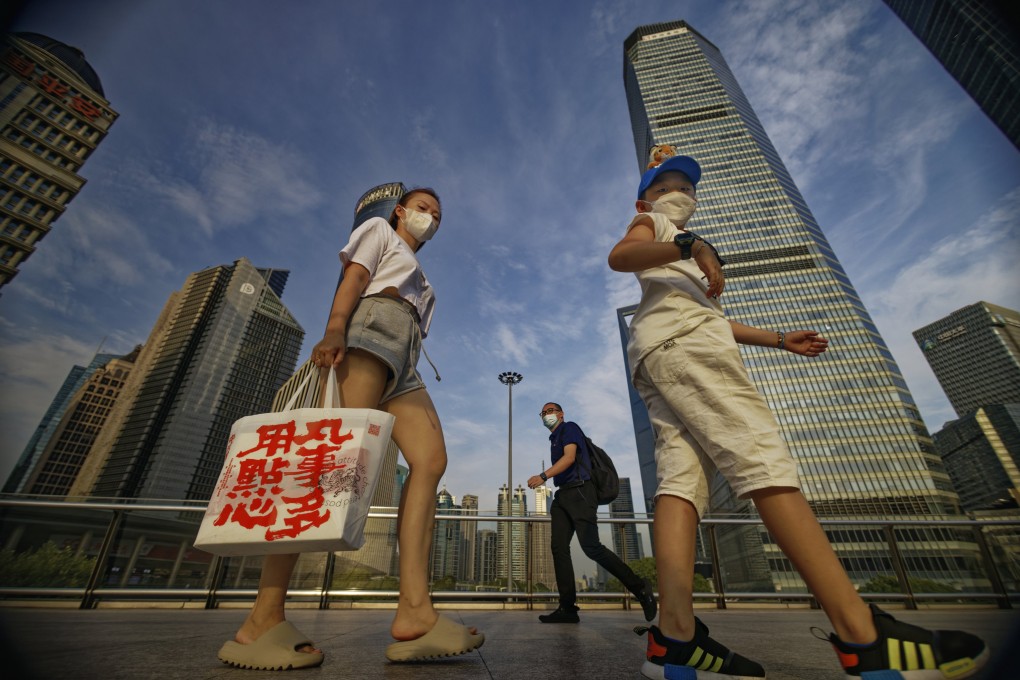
[1,605,1016,679]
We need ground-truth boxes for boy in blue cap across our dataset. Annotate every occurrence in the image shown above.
[608,148,989,680]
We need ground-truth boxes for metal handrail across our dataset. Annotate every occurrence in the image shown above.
[1,496,1017,610]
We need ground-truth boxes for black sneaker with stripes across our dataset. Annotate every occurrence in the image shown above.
[825,604,989,679]
[635,619,766,679]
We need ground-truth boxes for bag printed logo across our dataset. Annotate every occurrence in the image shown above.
[319,454,368,499]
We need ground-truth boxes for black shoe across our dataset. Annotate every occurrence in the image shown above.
[633,577,658,622]
[635,620,765,679]
[824,604,989,678]
[539,606,580,623]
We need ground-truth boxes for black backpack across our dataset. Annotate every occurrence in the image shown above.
[578,433,619,505]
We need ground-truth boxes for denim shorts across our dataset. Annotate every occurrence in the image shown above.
[346,295,424,402]
[632,314,800,517]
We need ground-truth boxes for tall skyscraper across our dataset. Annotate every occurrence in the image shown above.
[476,528,498,585]
[497,484,527,587]
[621,20,979,590]
[913,301,1020,418]
[933,404,1020,511]
[430,487,462,582]
[882,0,1020,150]
[353,181,405,231]
[79,258,303,500]
[17,349,137,496]
[0,33,117,290]
[530,483,556,589]
[3,350,115,493]
[459,493,478,582]
[609,477,644,563]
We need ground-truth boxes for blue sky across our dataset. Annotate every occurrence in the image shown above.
[2,0,1019,533]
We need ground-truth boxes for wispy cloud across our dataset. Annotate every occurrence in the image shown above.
[0,327,102,470]
[144,119,324,236]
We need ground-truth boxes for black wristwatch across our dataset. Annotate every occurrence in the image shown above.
[540,472,548,481]
[673,231,702,259]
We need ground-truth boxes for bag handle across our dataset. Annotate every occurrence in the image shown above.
[322,366,342,408]
[283,364,343,410]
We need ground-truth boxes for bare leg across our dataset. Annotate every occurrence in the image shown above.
[749,487,876,644]
[231,354,387,650]
[653,494,701,641]
[383,387,450,640]
[233,553,320,652]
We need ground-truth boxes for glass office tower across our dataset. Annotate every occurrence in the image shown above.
[353,182,405,231]
[882,0,1020,150]
[621,20,981,591]
[609,477,644,563]
[86,258,304,500]
[913,301,1020,418]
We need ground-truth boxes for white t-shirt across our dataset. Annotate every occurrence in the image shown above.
[625,211,724,377]
[340,217,436,336]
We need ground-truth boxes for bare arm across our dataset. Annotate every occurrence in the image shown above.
[729,320,829,357]
[312,262,372,368]
[527,443,577,489]
[608,217,724,298]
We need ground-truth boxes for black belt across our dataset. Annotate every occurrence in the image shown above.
[558,480,586,489]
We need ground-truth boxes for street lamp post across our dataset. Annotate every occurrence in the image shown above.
[498,371,523,596]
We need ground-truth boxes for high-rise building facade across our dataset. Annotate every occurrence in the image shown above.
[3,351,115,493]
[882,0,1020,150]
[18,349,137,496]
[933,404,1020,511]
[459,493,478,582]
[621,20,979,590]
[431,487,462,582]
[913,301,1020,418]
[609,477,644,563]
[530,484,556,589]
[81,258,303,500]
[476,528,498,585]
[0,33,117,290]
[352,181,405,232]
[497,484,528,587]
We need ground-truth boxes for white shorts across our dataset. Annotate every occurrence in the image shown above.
[632,314,800,518]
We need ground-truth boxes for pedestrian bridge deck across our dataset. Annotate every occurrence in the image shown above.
[1,605,1014,679]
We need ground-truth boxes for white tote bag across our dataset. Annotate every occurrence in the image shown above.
[194,367,395,556]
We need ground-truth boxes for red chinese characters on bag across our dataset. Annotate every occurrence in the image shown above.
[211,417,357,541]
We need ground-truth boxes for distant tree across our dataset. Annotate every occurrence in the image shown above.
[629,557,657,582]
[605,558,712,593]
[861,574,957,593]
[432,575,456,591]
[0,542,94,587]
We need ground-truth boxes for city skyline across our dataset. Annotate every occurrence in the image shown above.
[0,0,1017,518]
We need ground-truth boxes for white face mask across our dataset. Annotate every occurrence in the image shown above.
[542,414,559,430]
[644,191,697,226]
[402,208,438,242]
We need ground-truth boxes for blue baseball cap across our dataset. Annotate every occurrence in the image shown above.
[636,155,701,199]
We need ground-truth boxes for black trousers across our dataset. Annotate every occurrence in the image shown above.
[549,483,643,607]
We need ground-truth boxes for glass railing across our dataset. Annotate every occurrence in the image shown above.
[1,496,1016,611]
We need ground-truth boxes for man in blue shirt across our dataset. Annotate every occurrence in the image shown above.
[527,402,656,623]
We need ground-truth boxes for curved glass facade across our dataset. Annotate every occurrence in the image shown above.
[352,181,405,232]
